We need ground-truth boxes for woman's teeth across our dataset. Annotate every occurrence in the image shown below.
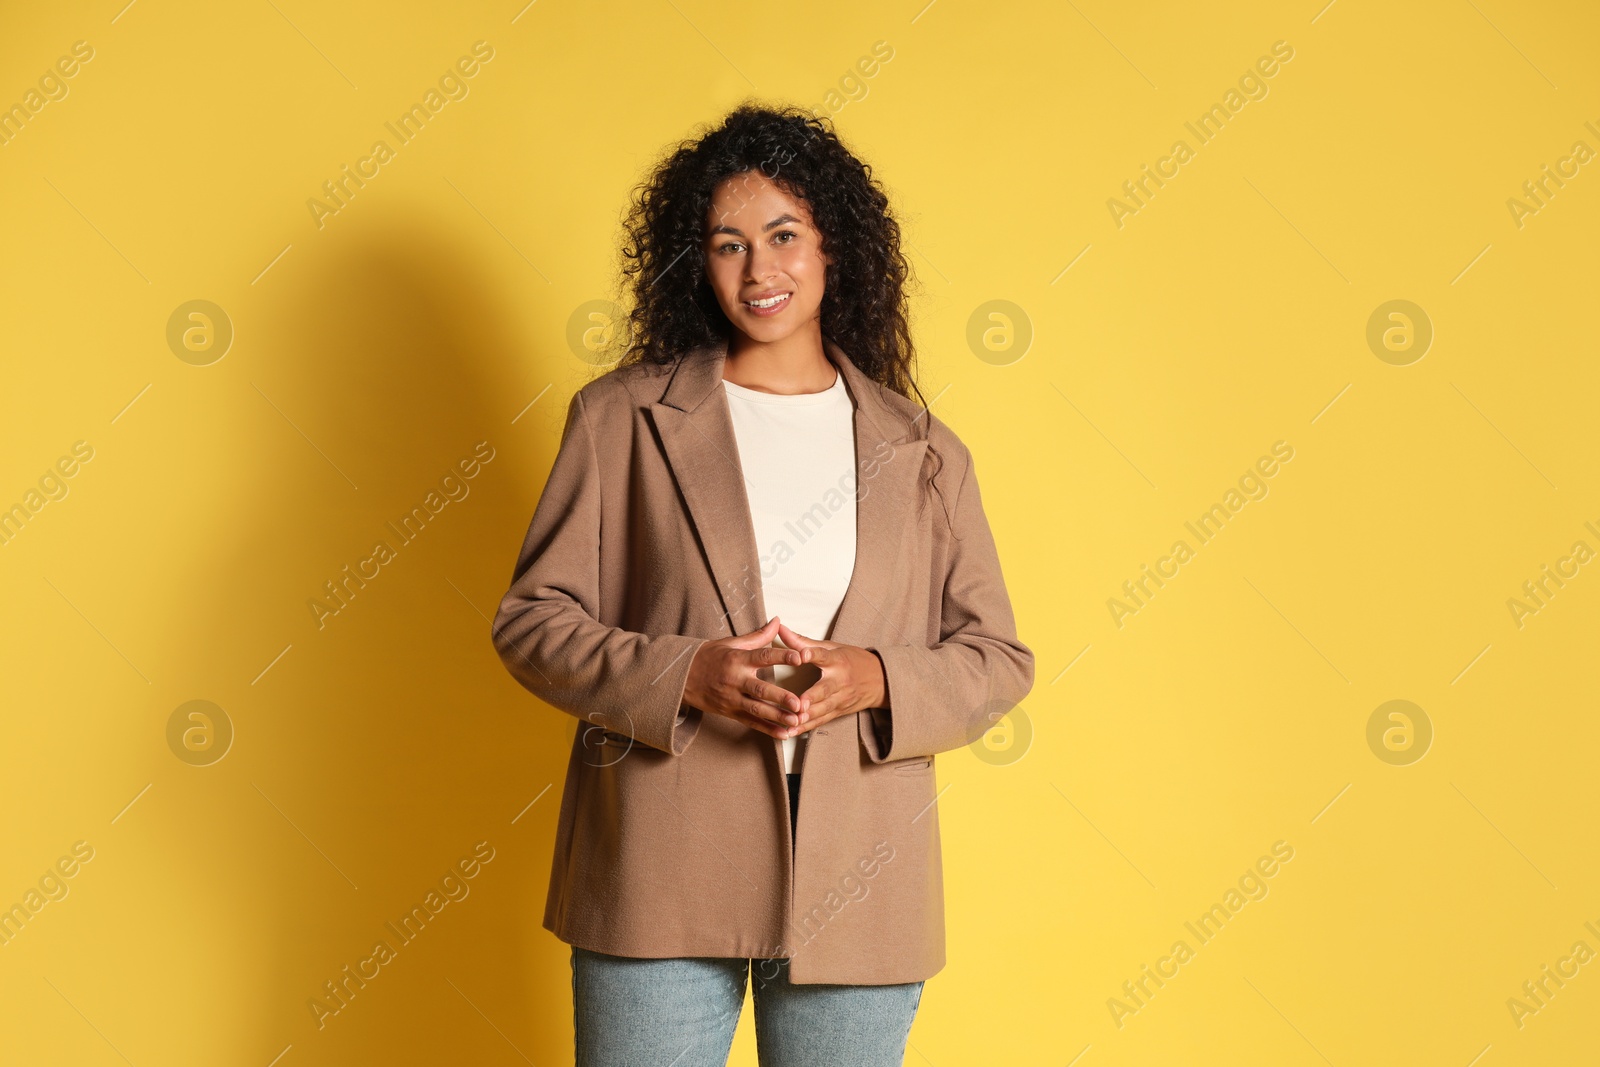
[746,293,790,309]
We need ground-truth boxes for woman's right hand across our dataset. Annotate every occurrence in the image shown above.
[682,617,808,739]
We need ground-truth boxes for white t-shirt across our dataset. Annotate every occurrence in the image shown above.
[722,366,858,775]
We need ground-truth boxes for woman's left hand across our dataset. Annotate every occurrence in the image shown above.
[773,619,887,737]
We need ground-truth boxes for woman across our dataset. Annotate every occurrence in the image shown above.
[492,104,1033,1066]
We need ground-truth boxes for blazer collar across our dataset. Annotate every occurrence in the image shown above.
[648,335,930,645]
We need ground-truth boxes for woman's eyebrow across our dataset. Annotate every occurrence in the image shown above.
[708,213,803,238]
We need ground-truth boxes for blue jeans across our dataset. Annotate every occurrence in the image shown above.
[571,947,924,1066]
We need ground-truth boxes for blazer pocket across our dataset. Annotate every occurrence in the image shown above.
[574,727,641,768]
[891,755,934,776]
[598,729,674,760]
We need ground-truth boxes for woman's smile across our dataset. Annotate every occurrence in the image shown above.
[743,291,792,316]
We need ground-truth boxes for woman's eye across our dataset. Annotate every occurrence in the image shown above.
[774,231,796,244]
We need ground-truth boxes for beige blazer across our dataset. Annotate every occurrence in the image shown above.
[491,335,1034,985]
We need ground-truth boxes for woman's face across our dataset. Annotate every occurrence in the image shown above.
[703,171,832,344]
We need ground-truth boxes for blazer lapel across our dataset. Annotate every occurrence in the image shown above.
[825,341,928,650]
[649,336,929,648]
[651,341,769,636]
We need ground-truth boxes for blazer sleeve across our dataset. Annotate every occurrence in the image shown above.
[859,441,1034,762]
[491,388,709,756]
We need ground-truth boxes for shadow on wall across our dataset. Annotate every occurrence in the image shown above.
[165,214,588,1062]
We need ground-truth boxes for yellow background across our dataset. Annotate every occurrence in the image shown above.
[2,0,1597,1063]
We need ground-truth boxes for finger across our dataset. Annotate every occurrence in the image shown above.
[736,686,800,725]
[774,619,822,650]
[783,704,850,736]
[750,672,805,715]
[749,645,804,668]
[784,706,841,734]
[742,679,802,721]
[729,616,783,649]
[724,704,784,737]
[796,675,836,710]
[801,644,836,667]
[732,703,795,738]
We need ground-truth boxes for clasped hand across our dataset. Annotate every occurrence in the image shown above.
[681,617,887,740]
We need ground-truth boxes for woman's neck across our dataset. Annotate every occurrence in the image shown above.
[723,329,836,395]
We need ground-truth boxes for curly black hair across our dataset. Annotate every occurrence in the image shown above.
[611,102,934,419]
